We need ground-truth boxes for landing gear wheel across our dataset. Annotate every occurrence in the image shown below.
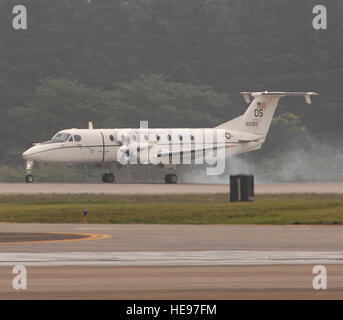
[165,174,177,184]
[102,173,109,183]
[25,174,34,183]
[107,173,115,183]
[170,174,177,184]
[102,173,115,183]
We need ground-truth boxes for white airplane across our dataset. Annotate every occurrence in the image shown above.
[22,91,317,183]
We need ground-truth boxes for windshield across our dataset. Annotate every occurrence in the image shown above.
[51,132,71,143]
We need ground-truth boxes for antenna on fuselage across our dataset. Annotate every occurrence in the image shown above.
[88,121,93,129]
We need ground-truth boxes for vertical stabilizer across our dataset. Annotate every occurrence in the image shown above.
[216,92,318,137]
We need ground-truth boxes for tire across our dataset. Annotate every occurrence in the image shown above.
[101,173,109,183]
[25,174,34,183]
[165,174,171,184]
[170,174,177,184]
[165,174,177,184]
[107,173,115,183]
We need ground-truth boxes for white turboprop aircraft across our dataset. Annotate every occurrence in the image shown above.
[22,91,317,183]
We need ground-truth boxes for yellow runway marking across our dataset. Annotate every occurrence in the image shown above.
[0,232,111,245]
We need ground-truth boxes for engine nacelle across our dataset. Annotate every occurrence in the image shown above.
[128,143,149,164]
[118,143,153,164]
[118,145,130,164]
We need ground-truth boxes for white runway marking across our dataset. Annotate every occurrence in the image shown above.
[0,250,342,266]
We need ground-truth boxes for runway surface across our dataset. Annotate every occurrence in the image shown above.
[1,224,343,253]
[0,182,342,194]
[1,265,342,299]
[1,250,343,266]
[0,223,342,299]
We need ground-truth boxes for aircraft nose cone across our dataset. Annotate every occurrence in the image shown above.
[22,148,33,160]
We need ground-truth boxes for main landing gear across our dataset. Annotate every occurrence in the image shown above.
[102,172,115,183]
[165,173,177,184]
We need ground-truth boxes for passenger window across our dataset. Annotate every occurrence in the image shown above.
[74,135,81,142]
[68,136,73,142]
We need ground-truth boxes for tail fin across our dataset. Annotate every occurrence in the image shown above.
[216,91,318,136]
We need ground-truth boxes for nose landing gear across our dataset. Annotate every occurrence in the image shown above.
[25,161,35,183]
[101,172,115,183]
[25,174,34,183]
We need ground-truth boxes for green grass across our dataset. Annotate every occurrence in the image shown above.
[0,193,342,224]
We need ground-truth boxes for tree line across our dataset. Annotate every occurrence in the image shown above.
[0,0,342,180]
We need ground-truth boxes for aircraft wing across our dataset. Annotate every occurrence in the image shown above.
[155,132,264,158]
[155,144,230,159]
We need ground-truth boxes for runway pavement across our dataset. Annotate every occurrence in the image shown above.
[0,223,342,299]
[0,182,342,194]
[1,224,343,253]
[1,265,342,299]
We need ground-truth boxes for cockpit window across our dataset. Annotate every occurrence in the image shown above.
[51,132,71,143]
[74,135,81,142]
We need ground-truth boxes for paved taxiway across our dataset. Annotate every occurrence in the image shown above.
[0,182,342,194]
[0,224,342,299]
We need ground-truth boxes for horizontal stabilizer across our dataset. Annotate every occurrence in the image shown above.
[217,90,318,136]
[240,91,319,104]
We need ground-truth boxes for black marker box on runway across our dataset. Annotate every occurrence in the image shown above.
[230,175,254,202]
